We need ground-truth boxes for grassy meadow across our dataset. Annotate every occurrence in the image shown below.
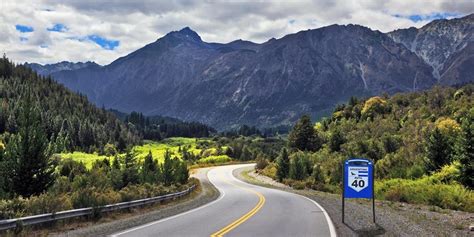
[58,137,232,169]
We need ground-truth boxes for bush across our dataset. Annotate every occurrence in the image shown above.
[197,155,231,164]
[375,176,473,212]
[255,155,269,170]
[26,193,72,215]
[260,163,277,180]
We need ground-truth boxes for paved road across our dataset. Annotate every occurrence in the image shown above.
[111,164,336,237]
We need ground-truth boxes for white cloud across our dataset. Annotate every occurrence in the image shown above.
[0,0,470,65]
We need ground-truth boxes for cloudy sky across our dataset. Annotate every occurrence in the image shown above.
[1,0,472,65]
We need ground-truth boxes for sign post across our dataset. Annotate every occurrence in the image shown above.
[342,158,375,223]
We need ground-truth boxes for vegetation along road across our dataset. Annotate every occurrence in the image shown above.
[111,164,336,237]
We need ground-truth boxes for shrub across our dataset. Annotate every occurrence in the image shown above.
[260,163,277,180]
[26,193,72,215]
[197,155,231,164]
[375,176,474,212]
[255,155,269,170]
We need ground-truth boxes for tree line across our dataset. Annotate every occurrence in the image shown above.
[123,111,216,140]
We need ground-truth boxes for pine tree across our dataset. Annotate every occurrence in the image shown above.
[329,128,345,152]
[122,151,139,186]
[276,148,289,181]
[425,128,452,172]
[288,115,322,151]
[162,150,174,186]
[141,151,158,184]
[174,160,189,184]
[456,117,473,188]
[8,93,55,197]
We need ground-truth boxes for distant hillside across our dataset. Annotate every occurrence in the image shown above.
[27,14,473,129]
[24,61,100,76]
[0,56,140,153]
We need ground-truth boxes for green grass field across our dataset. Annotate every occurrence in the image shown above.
[59,152,108,169]
[59,137,217,168]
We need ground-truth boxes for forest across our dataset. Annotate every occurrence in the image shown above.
[121,111,216,140]
[258,84,473,212]
[0,56,191,218]
[0,55,140,154]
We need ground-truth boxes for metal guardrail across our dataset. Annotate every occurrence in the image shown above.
[0,184,196,231]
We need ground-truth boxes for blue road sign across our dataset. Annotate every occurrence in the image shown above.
[344,158,373,199]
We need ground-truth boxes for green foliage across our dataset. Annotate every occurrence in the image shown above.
[0,55,140,154]
[455,112,473,188]
[255,153,269,170]
[288,115,322,151]
[289,152,311,180]
[276,148,289,181]
[425,128,453,172]
[162,150,174,186]
[197,155,231,164]
[375,168,473,212]
[123,111,215,140]
[6,94,56,197]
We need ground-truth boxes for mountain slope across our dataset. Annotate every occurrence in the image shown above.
[27,15,474,129]
[0,56,140,152]
[388,13,474,84]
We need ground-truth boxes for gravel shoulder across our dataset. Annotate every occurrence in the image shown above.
[43,167,219,237]
[234,167,474,237]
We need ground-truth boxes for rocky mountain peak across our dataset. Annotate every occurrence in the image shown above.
[169,26,202,42]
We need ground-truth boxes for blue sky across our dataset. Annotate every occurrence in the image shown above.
[87,35,120,50]
[15,24,34,33]
[47,23,68,32]
[16,22,120,51]
[394,12,461,22]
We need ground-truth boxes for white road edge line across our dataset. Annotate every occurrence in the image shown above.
[230,164,337,237]
[110,168,226,237]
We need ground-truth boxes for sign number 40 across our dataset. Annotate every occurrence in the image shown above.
[351,179,365,188]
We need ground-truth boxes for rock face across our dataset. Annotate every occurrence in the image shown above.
[388,14,474,84]
[27,15,474,129]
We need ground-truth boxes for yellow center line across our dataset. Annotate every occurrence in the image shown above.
[210,179,266,237]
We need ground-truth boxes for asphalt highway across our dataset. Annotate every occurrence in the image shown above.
[111,164,336,237]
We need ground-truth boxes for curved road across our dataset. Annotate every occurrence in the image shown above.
[111,164,336,237]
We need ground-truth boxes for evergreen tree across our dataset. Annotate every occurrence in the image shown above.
[288,115,321,151]
[456,117,473,188]
[174,160,189,184]
[329,129,344,152]
[276,148,289,181]
[8,94,55,197]
[289,154,309,181]
[122,151,139,186]
[425,128,453,172]
[141,151,158,184]
[162,150,174,186]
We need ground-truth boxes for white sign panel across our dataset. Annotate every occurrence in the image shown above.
[348,166,369,192]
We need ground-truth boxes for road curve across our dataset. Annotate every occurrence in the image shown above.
[111,164,336,237]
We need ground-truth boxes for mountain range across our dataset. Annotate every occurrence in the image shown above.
[27,14,474,129]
